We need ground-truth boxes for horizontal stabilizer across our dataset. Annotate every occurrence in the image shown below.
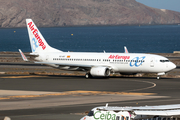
[18,49,28,62]
[28,53,39,57]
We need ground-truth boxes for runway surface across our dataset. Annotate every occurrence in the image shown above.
[0,75,180,120]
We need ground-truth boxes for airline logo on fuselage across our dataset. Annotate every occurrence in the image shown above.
[28,22,46,50]
[130,56,146,67]
[108,55,130,60]
[94,111,116,120]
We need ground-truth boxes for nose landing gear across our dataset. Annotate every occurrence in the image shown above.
[157,72,165,79]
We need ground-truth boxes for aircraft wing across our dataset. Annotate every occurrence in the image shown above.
[133,104,180,117]
[134,110,180,116]
[35,62,92,68]
[101,104,180,111]
[34,62,111,71]
[131,104,180,110]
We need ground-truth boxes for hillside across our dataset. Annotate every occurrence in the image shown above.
[0,0,180,28]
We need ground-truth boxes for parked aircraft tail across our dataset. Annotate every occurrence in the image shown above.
[26,19,62,53]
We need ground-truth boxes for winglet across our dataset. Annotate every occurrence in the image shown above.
[106,103,108,107]
[124,46,129,53]
[19,49,28,61]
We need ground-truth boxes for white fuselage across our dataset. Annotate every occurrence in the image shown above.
[36,52,176,74]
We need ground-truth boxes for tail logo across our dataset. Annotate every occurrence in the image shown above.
[31,38,39,52]
[28,22,46,50]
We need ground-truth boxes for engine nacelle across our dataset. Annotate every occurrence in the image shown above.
[90,67,110,77]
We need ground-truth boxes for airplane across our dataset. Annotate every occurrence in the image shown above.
[80,103,180,120]
[19,19,176,79]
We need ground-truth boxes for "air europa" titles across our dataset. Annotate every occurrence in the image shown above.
[28,22,46,50]
[108,55,130,60]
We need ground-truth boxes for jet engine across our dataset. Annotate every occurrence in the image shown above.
[90,67,110,77]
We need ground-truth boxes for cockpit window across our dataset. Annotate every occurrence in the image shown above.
[87,111,94,116]
[160,60,170,62]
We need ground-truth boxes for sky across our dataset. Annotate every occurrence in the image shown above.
[136,0,180,12]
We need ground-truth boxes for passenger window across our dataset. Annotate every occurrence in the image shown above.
[116,116,120,120]
[126,117,129,120]
[122,116,124,120]
[158,117,161,120]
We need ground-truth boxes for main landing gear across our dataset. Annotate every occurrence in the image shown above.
[85,73,92,79]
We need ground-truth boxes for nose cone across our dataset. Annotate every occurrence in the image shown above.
[169,62,176,70]
[80,116,87,120]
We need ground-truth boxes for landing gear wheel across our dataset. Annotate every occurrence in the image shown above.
[85,73,92,79]
[85,73,89,79]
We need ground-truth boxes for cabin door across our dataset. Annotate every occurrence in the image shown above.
[46,55,49,61]
[150,57,154,67]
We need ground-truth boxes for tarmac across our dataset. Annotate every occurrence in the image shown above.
[0,52,180,120]
[0,75,180,120]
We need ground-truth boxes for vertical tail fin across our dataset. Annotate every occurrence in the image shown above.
[26,19,62,53]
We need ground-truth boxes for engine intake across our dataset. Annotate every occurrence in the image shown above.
[90,67,110,77]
